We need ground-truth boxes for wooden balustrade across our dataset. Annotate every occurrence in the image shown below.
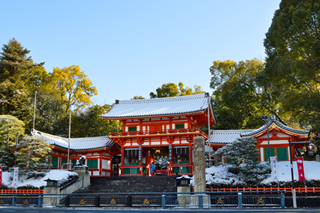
[0,189,43,194]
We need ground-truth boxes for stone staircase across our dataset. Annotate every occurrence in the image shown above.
[77,176,177,194]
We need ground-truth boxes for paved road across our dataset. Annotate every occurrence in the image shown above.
[1,208,320,213]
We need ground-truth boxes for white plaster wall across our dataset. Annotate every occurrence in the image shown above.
[102,159,111,169]
[260,140,288,145]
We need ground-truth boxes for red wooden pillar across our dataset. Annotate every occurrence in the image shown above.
[189,143,193,174]
[121,145,125,176]
[99,152,102,176]
[291,145,295,161]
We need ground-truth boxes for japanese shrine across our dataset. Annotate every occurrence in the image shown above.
[210,118,310,162]
[100,93,217,176]
[32,130,121,177]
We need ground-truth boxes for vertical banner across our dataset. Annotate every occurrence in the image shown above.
[168,144,172,161]
[0,167,2,186]
[13,167,19,188]
[270,156,278,181]
[138,145,142,162]
[296,157,305,182]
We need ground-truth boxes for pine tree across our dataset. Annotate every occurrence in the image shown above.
[15,135,52,178]
[0,38,44,123]
[214,137,271,185]
[0,115,25,170]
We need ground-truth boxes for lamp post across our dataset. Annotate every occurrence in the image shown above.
[261,116,271,163]
[288,137,297,208]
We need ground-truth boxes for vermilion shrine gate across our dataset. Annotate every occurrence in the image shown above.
[100,93,217,176]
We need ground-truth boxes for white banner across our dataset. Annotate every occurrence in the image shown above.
[13,167,19,188]
[270,156,278,181]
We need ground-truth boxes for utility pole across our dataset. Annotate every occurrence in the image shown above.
[289,137,297,208]
[67,109,71,170]
[207,93,211,167]
[33,91,37,131]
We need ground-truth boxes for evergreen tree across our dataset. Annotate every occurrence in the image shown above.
[0,38,44,123]
[214,137,270,185]
[264,0,320,132]
[0,115,25,170]
[15,135,52,178]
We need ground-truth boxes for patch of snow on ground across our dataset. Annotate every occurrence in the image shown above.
[191,161,320,186]
[191,164,243,186]
[2,170,78,188]
[262,161,320,184]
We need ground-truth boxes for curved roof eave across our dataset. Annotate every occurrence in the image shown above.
[240,120,310,138]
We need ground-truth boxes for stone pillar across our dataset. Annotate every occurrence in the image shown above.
[192,136,210,207]
[43,179,61,206]
[193,136,206,193]
[73,166,90,188]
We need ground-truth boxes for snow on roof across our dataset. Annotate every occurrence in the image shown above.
[32,129,115,151]
[240,120,310,137]
[101,93,215,119]
[209,129,255,144]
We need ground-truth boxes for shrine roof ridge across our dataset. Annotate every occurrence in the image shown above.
[240,120,310,137]
[101,93,215,119]
[32,129,115,151]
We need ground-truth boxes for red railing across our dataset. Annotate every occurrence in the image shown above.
[206,187,320,194]
[110,128,208,138]
[0,189,43,194]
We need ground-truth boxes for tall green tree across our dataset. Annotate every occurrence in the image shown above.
[150,82,204,98]
[31,86,68,135]
[209,59,279,129]
[264,0,320,132]
[71,104,121,137]
[0,38,44,122]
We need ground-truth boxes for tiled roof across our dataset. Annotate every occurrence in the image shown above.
[32,129,115,151]
[101,93,217,121]
[209,129,255,144]
[240,120,310,137]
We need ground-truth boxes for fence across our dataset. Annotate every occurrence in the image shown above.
[0,191,285,208]
[206,187,320,194]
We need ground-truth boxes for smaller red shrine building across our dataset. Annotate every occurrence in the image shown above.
[100,93,217,176]
[210,118,310,162]
[32,129,121,177]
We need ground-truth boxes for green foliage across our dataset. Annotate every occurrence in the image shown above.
[50,65,98,112]
[15,135,52,178]
[132,96,145,99]
[150,82,204,98]
[209,59,284,129]
[264,0,320,132]
[71,104,121,137]
[214,137,271,185]
[0,38,44,123]
[0,115,25,170]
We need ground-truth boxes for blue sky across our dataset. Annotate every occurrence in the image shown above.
[1,0,281,105]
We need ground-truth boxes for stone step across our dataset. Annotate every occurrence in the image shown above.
[76,176,177,194]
